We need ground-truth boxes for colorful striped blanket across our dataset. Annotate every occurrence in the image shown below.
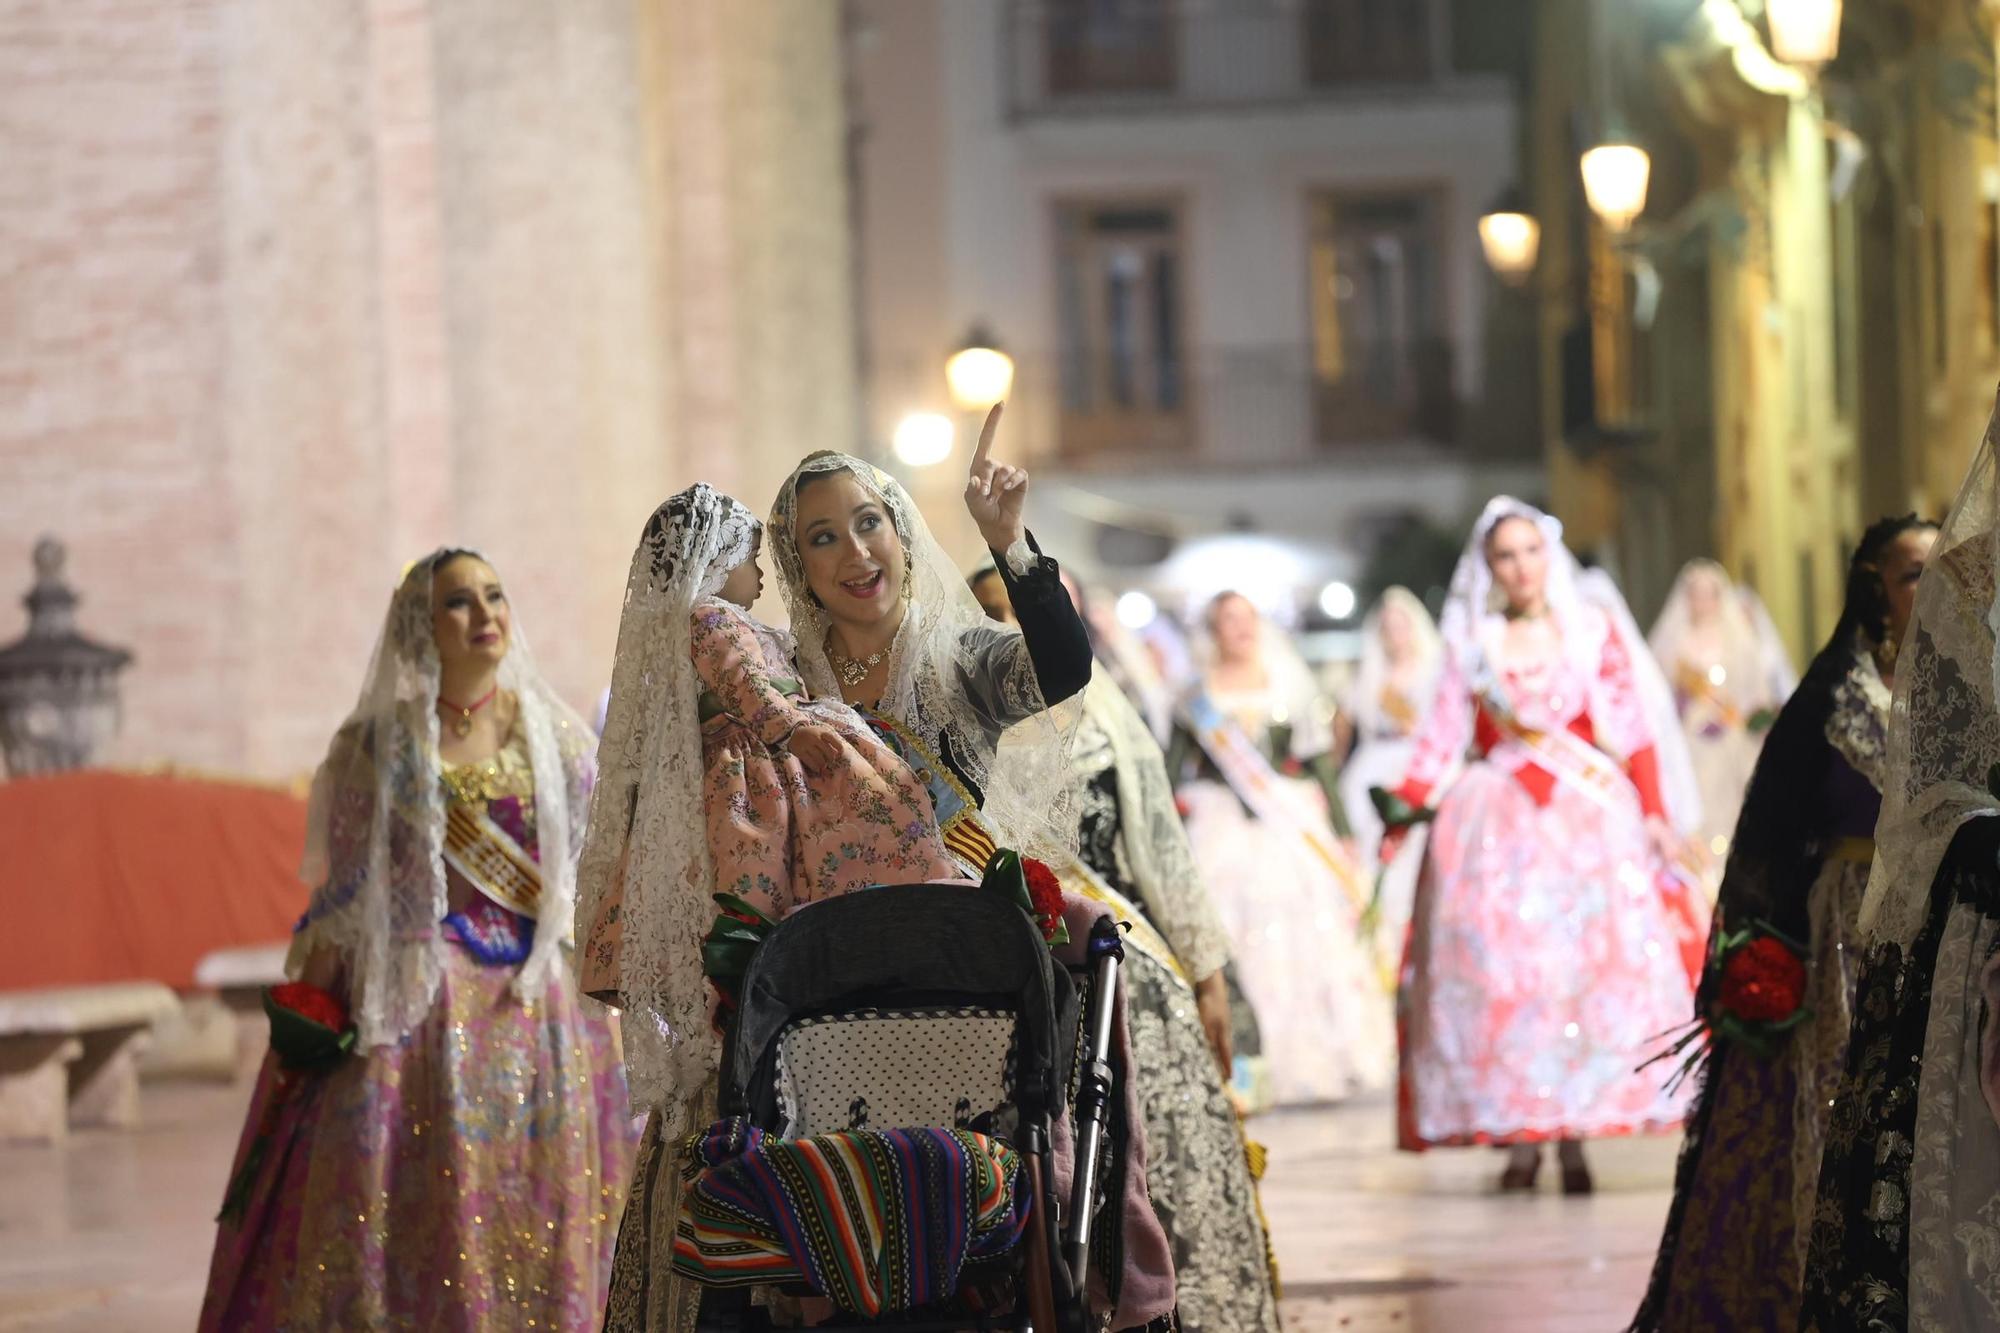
[671,1117,1032,1315]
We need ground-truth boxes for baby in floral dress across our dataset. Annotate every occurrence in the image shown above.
[578,486,960,1006]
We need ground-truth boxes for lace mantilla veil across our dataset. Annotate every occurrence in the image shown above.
[768,451,1082,869]
[1440,496,1703,837]
[574,485,761,1120]
[1860,394,2000,948]
[1349,585,1443,736]
[295,548,593,1049]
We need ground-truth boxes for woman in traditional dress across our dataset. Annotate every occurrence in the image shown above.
[1336,586,1444,953]
[1170,589,1395,1107]
[971,566,1282,1333]
[1630,516,1932,1331]
[1801,415,2000,1331]
[1384,498,1707,1192]
[198,549,636,1330]
[1648,559,1797,878]
[601,408,1173,1332]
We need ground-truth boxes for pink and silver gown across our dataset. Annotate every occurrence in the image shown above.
[1393,613,1705,1148]
[198,728,637,1331]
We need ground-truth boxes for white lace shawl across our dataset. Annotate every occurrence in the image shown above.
[768,451,1081,867]
[1347,586,1443,741]
[1081,672,1232,981]
[1646,558,1793,714]
[1439,496,1703,836]
[573,485,761,1119]
[293,548,594,1049]
[1860,398,2000,947]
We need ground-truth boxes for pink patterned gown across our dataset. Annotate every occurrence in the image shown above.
[578,599,959,1000]
[1392,611,1704,1149]
[199,730,637,1330]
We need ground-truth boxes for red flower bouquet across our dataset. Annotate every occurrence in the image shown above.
[981,849,1071,947]
[1717,936,1807,1026]
[701,893,776,1024]
[1644,921,1811,1091]
[217,981,357,1226]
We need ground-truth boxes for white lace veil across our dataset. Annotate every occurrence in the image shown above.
[1349,586,1443,736]
[1191,593,1334,757]
[296,548,594,1049]
[1647,559,1789,708]
[573,485,761,1118]
[1441,496,1703,836]
[768,451,1080,865]
[1860,400,2000,948]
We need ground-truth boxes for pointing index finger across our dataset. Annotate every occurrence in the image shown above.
[970,402,1004,471]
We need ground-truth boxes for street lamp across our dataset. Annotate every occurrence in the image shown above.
[1478,188,1541,285]
[891,411,956,467]
[1580,143,1652,232]
[1767,0,1842,68]
[0,537,133,777]
[944,323,1015,412]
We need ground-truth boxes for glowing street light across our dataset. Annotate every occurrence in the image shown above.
[1580,143,1652,232]
[1767,0,1842,68]
[1478,189,1541,285]
[891,412,955,467]
[945,324,1015,412]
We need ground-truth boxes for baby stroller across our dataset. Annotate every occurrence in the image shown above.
[681,882,1130,1332]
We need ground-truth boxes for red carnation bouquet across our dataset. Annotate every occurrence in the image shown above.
[216,981,357,1225]
[981,849,1071,947]
[1644,920,1810,1091]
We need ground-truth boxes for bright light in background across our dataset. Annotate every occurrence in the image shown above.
[1318,580,1357,620]
[1767,0,1842,68]
[891,412,954,467]
[1161,534,1311,622]
[1580,143,1651,232]
[1115,590,1158,629]
[945,343,1015,412]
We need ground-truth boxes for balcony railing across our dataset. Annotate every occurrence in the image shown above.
[1003,0,1446,119]
[1011,339,1459,468]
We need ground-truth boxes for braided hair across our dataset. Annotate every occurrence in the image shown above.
[1835,513,1940,653]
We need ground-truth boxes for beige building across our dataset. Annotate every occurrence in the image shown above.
[850,0,1543,616]
[1533,0,2000,657]
[0,0,857,778]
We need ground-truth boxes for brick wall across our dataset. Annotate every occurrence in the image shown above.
[0,0,856,780]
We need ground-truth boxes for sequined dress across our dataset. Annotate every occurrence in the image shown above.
[197,729,637,1331]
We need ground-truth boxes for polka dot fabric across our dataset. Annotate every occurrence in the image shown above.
[775,1007,1018,1138]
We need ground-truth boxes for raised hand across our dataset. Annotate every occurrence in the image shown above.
[963,402,1028,552]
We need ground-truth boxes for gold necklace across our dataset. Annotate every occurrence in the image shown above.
[828,644,891,688]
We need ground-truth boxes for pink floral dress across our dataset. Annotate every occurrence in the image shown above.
[1392,609,1705,1148]
[578,599,959,1000]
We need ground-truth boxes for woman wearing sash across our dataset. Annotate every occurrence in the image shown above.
[1336,586,1444,953]
[1630,515,1931,1332]
[1801,411,2000,1331]
[1384,499,1705,1192]
[971,567,1282,1333]
[1648,559,1796,881]
[1171,590,1394,1107]
[198,549,636,1330]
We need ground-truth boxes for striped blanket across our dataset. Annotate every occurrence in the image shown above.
[671,1117,1032,1315]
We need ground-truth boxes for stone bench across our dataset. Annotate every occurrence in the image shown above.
[0,982,180,1143]
[191,942,291,1079]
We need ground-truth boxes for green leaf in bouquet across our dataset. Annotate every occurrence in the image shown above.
[702,936,761,979]
[1746,707,1778,734]
[1368,786,1434,830]
[711,892,775,926]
